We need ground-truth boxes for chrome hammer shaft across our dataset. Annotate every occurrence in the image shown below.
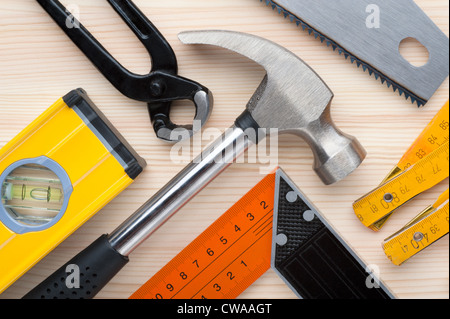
[108,126,253,256]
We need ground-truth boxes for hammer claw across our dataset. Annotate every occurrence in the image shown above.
[180,30,366,185]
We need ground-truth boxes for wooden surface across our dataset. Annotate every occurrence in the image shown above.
[0,0,448,299]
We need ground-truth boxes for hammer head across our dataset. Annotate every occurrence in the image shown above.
[179,30,366,185]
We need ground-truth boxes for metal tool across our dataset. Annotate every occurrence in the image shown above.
[0,89,146,294]
[23,30,366,299]
[37,0,213,142]
[130,168,394,299]
[261,0,449,107]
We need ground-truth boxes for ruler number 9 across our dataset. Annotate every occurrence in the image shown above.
[153,283,176,299]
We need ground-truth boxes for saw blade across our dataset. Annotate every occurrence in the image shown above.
[262,0,449,107]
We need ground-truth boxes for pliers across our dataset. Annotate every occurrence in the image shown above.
[36,0,213,142]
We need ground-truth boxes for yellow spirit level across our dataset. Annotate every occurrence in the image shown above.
[0,89,146,293]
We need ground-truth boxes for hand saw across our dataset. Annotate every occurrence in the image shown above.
[353,101,449,230]
[131,168,395,299]
[261,0,449,107]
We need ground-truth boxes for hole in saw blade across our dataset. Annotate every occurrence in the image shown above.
[399,38,430,67]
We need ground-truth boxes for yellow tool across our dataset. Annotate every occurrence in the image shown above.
[383,189,449,266]
[353,101,449,231]
[0,89,146,293]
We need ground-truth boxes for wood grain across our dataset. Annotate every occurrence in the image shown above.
[0,0,448,299]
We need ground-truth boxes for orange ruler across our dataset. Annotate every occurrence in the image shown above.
[130,172,275,299]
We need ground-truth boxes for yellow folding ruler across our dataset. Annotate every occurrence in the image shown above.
[354,101,449,230]
[353,101,449,264]
[383,189,449,266]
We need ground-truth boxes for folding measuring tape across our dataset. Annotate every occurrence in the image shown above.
[383,189,448,266]
[130,168,394,299]
[0,89,146,293]
[353,101,449,265]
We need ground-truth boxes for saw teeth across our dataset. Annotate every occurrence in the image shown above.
[261,0,426,107]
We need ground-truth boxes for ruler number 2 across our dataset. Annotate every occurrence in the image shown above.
[261,201,269,209]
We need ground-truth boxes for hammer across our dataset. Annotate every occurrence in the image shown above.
[23,30,366,299]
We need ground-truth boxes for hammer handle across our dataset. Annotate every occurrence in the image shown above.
[108,125,253,256]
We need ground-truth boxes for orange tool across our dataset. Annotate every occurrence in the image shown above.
[130,172,275,299]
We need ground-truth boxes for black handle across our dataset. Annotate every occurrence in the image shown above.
[23,235,129,299]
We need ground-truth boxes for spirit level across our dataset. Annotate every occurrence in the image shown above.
[0,89,146,293]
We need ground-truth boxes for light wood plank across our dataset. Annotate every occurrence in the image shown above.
[0,0,448,299]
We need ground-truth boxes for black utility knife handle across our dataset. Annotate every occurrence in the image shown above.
[23,235,128,299]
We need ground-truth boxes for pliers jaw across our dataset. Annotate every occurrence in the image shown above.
[36,0,213,143]
[150,89,214,142]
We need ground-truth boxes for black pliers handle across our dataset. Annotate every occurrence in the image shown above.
[37,0,213,142]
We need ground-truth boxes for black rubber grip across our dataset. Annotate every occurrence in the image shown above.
[235,110,262,144]
[23,235,129,299]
